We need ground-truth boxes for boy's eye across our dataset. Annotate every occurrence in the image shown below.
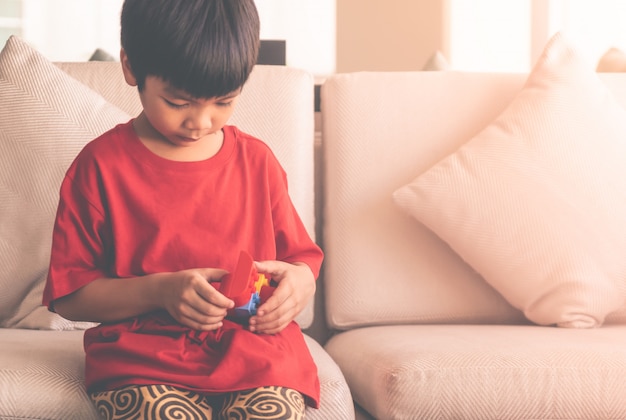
[164,99,188,109]
[216,101,233,108]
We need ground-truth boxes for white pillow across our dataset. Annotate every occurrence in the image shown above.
[0,36,130,329]
[393,32,626,328]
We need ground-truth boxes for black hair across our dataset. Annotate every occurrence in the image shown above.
[120,0,260,98]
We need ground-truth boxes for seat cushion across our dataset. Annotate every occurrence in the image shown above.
[303,335,355,420]
[0,329,99,420]
[0,329,352,420]
[325,324,626,419]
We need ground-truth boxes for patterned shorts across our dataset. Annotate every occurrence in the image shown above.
[90,384,306,420]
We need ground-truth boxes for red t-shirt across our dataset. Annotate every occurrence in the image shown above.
[43,121,323,407]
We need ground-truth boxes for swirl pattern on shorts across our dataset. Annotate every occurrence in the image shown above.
[218,386,305,420]
[92,386,143,419]
[144,386,211,420]
[91,385,213,420]
[91,384,305,419]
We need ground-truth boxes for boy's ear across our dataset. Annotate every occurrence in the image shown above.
[120,49,138,87]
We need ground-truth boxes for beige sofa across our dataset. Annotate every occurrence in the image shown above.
[0,36,353,420]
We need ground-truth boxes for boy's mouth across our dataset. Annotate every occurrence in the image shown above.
[177,136,200,143]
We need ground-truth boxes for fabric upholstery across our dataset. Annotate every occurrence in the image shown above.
[322,70,529,330]
[596,47,626,72]
[393,32,626,328]
[0,329,99,419]
[88,48,116,62]
[55,61,142,116]
[422,50,450,71]
[304,336,355,420]
[326,324,626,419]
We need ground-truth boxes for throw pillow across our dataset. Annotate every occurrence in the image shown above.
[0,36,130,329]
[89,48,116,62]
[393,32,626,328]
[596,47,626,72]
[422,50,450,71]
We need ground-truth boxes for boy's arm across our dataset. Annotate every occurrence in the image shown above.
[53,268,234,331]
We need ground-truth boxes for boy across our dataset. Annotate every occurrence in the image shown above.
[42,0,323,418]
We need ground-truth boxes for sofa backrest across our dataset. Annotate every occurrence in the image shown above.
[321,71,626,330]
[56,62,142,116]
[5,58,315,328]
[320,72,525,330]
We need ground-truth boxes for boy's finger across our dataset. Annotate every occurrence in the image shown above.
[195,282,234,309]
[254,260,285,278]
[199,268,229,281]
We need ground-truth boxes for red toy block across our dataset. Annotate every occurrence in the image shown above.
[219,250,275,320]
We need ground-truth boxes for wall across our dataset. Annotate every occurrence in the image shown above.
[256,0,335,76]
[336,0,448,73]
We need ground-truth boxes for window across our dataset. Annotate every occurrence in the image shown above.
[546,0,626,60]
[6,0,123,61]
[448,0,626,72]
[255,0,335,76]
[448,0,531,72]
[0,0,22,43]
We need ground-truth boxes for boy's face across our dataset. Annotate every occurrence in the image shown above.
[138,75,240,148]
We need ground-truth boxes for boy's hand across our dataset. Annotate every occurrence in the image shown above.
[248,261,315,334]
[160,268,234,331]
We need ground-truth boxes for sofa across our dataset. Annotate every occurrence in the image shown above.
[4,30,626,420]
[321,32,626,419]
[0,36,353,420]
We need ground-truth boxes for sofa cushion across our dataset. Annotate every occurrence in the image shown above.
[0,329,99,419]
[0,36,130,329]
[0,329,352,420]
[303,335,355,420]
[393,32,626,328]
[325,324,626,419]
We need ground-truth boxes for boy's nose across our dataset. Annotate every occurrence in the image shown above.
[184,110,212,132]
